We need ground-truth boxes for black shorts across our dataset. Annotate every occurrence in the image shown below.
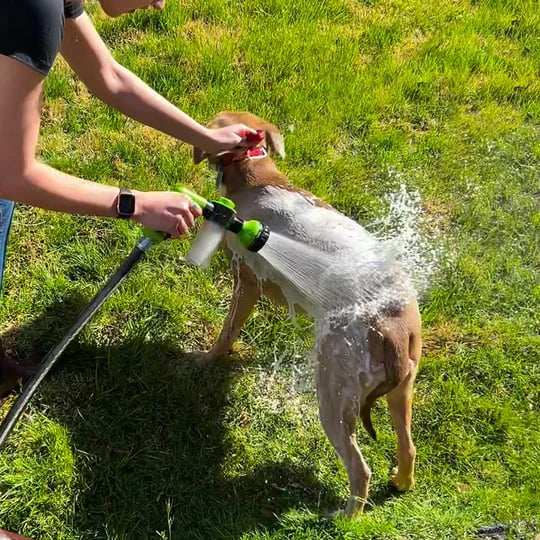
[0,0,84,76]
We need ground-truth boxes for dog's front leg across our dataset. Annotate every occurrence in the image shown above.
[200,262,261,364]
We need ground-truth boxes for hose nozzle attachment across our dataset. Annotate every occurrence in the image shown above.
[178,185,270,253]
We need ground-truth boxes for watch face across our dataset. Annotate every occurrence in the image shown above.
[119,192,135,216]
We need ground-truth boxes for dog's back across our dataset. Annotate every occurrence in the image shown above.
[227,185,410,314]
[228,185,375,253]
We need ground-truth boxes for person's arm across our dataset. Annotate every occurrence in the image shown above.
[0,55,199,237]
[61,13,252,154]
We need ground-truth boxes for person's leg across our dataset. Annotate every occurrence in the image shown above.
[0,199,15,290]
[0,199,29,398]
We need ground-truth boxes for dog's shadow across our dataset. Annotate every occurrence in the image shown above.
[4,295,346,539]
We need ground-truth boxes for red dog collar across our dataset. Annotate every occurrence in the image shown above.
[218,145,268,167]
[217,129,267,167]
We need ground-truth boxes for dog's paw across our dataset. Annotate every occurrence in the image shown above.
[185,344,250,367]
[325,496,365,519]
[344,495,366,517]
[389,467,415,492]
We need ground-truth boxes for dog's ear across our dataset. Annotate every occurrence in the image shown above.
[193,147,207,164]
[264,125,286,159]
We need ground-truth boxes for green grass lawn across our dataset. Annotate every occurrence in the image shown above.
[1,0,539,538]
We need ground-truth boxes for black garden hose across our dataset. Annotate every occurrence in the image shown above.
[0,236,155,449]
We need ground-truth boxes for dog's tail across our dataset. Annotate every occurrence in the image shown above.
[360,321,414,440]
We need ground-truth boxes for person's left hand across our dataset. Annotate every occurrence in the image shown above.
[203,124,258,155]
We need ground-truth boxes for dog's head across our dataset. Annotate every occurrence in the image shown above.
[193,111,286,165]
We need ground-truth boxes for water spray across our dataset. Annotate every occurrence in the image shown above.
[0,186,270,449]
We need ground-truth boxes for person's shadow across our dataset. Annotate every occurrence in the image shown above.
[1,294,350,539]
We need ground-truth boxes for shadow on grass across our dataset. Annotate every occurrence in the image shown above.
[366,482,404,511]
[3,295,342,539]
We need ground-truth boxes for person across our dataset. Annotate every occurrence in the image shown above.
[0,0,256,396]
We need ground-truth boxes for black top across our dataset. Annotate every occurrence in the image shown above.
[0,0,84,76]
[64,1,85,19]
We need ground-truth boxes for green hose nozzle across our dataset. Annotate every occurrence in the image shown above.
[237,219,270,252]
[176,185,209,210]
[177,185,270,252]
[142,228,169,245]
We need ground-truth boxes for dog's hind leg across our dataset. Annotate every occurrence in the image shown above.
[386,360,418,491]
[201,262,261,363]
[316,346,371,517]
[386,306,421,491]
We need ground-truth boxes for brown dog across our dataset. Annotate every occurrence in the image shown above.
[193,112,422,517]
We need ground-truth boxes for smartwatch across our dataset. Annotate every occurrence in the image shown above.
[116,188,136,219]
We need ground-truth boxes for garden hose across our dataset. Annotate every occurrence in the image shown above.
[0,235,160,449]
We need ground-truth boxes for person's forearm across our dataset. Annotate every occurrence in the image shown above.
[96,62,211,148]
[0,161,120,216]
[0,161,202,236]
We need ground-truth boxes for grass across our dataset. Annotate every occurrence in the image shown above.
[1,0,539,538]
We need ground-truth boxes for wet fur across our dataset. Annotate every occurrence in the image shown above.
[193,112,422,517]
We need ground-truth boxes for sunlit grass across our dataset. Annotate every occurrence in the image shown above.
[0,0,539,538]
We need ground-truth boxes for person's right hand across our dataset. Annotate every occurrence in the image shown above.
[132,191,202,238]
